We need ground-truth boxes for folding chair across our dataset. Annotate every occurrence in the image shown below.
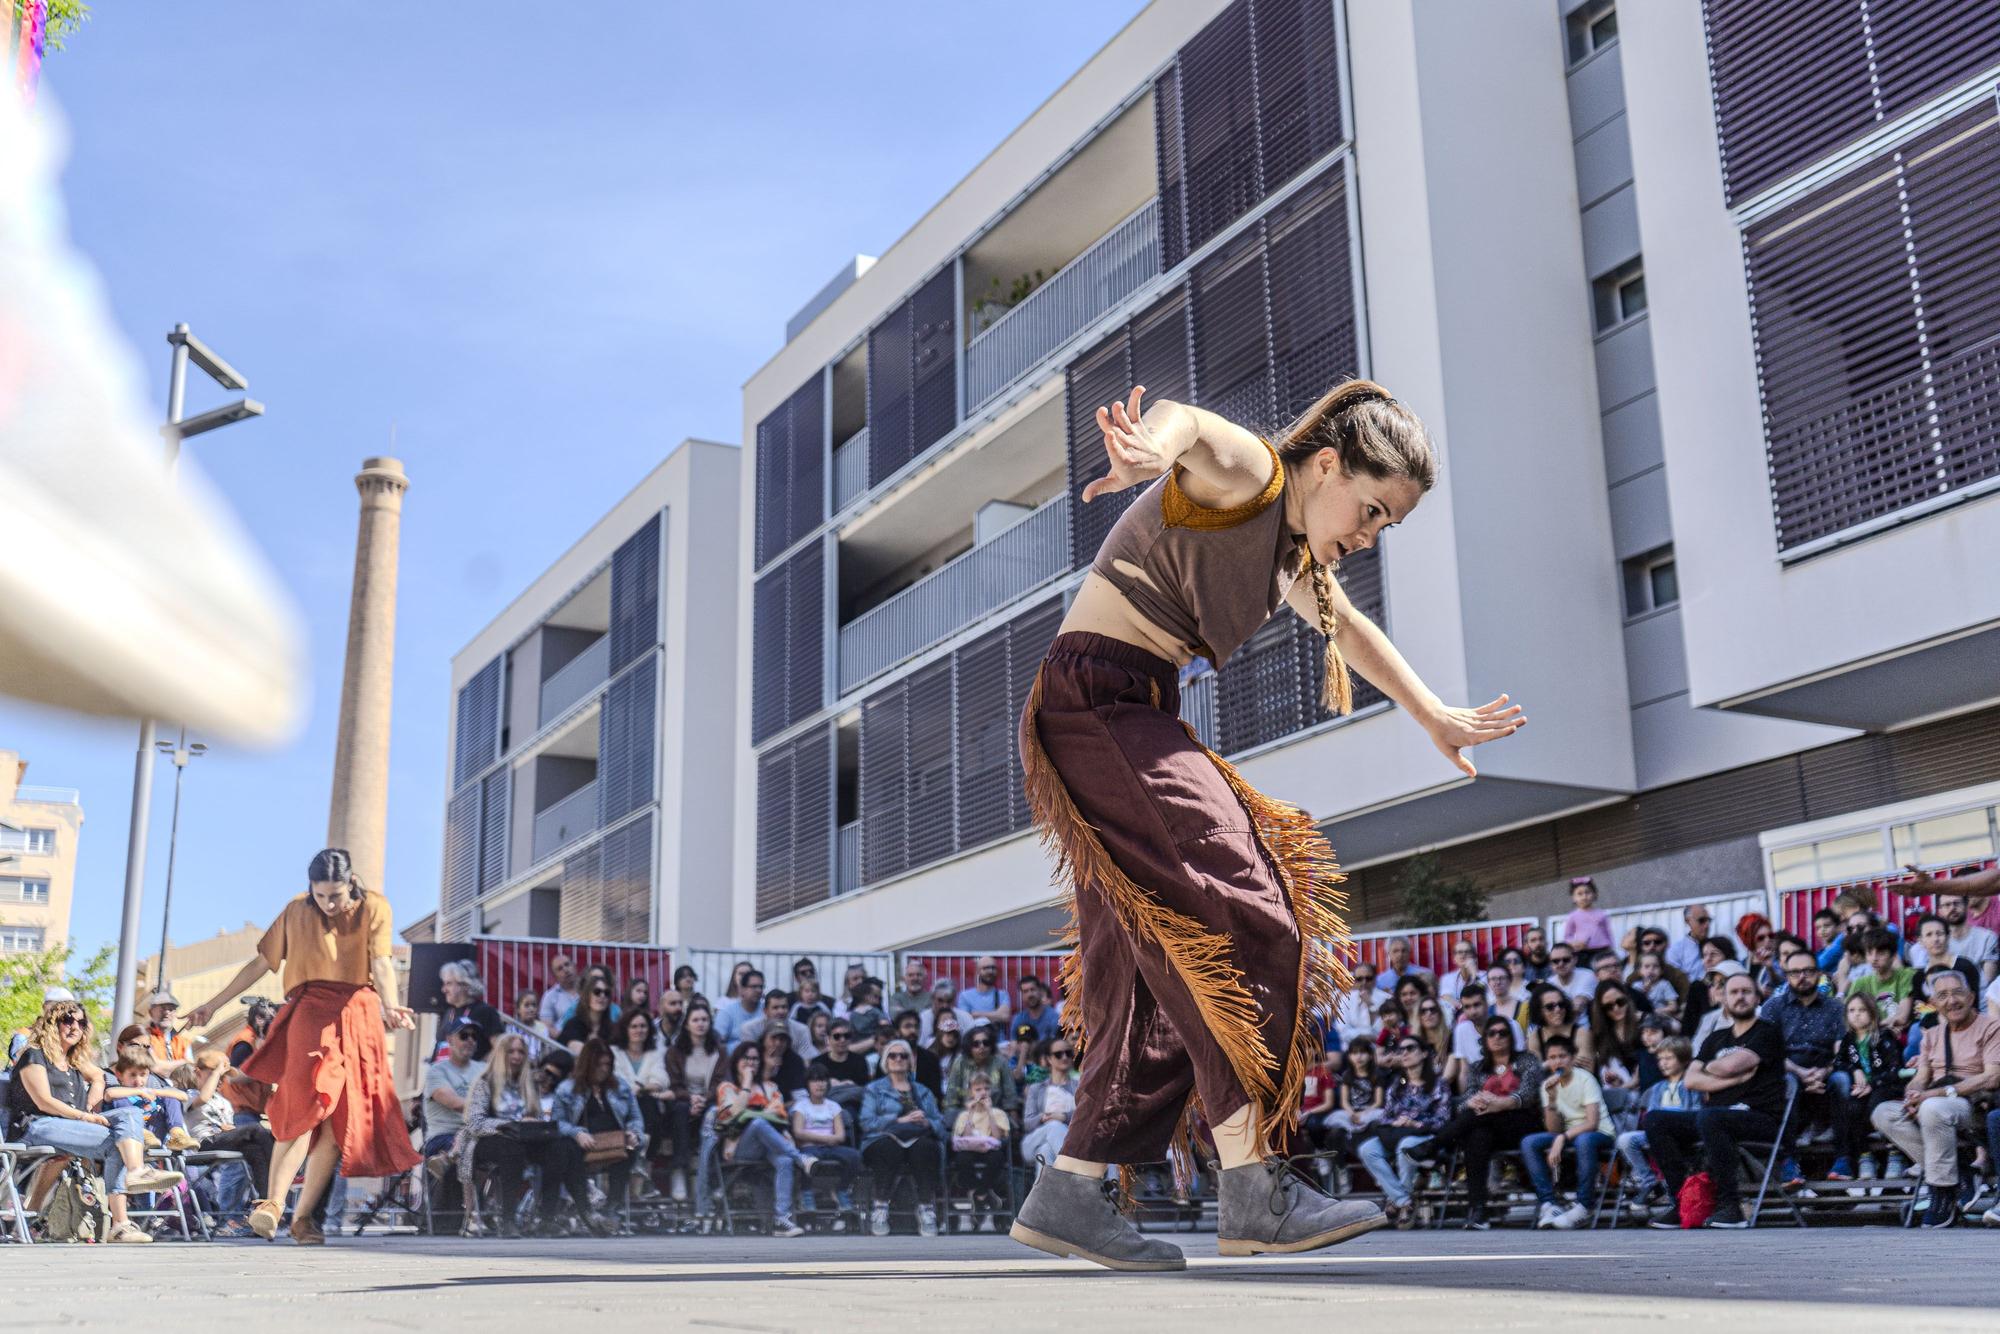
[1,1142,58,1243]
[1735,1075,1806,1228]
[180,1148,245,1240]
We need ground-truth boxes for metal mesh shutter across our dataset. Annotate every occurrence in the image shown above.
[1867,0,2000,119]
[755,741,796,923]
[1746,105,2000,550]
[911,269,958,463]
[608,513,660,673]
[1334,546,1386,712]
[599,655,657,825]
[1154,61,1188,272]
[1193,224,1274,430]
[905,660,957,869]
[453,657,501,790]
[1132,286,1196,409]
[868,300,914,486]
[1251,0,1342,196]
[750,539,825,744]
[1007,597,1065,830]
[751,566,787,745]
[954,624,1016,849]
[859,683,910,885]
[1217,615,1308,753]
[443,786,480,914]
[755,377,824,568]
[1179,0,1261,257]
[1266,166,1357,419]
[478,766,509,894]
[558,841,604,941]
[790,724,833,917]
[600,814,654,943]
[1065,322,1134,570]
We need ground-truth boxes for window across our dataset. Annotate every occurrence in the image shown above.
[1621,545,1678,618]
[1592,260,1646,332]
[0,826,55,854]
[1892,805,1999,870]
[1566,1,1617,65]
[0,926,45,954]
[0,878,51,904]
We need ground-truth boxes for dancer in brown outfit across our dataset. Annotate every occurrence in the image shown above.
[1009,381,1524,1270]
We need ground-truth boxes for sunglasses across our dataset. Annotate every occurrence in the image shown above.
[1395,1044,1423,1053]
[1420,1005,1441,1014]
[1606,999,1629,1010]
[57,1013,85,1027]
[591,988,610,997]
[884,1053,910,1062]
[829,1030,852,1039]
[1484,1028,1511,1038]
[1050,1048,1074,1058]
[1550,955,1574,964]
[1542,1001,1566,1011]
[969,1038,993,1048]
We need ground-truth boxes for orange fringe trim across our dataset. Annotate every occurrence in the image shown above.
[1020,666,1354,1187]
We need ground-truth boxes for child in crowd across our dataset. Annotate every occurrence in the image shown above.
[1832,991,1904,1186]
[951,1071,1011,1232]
[1561,876,1615,966]
[788,1064,861,1223]
[1615,1036,1696,1207]
[104,1046,197,1152]
[1323,1038,1386,1168]
[1633,952,1678,1013]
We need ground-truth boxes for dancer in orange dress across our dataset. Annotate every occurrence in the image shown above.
[189,848,420,1243]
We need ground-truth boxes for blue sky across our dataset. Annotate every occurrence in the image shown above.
[6,2,1145,955]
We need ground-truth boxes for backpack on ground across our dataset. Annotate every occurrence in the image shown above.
[42,1159,111,1243]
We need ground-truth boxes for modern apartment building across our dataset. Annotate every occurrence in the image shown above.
[733,0,2000,953]
[435,439,740,947]
[0,749,82,956]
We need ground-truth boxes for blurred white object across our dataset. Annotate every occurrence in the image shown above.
[0,92,303,745]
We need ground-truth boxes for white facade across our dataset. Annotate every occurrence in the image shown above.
[733,0,2000,951]
[438,438,740,947]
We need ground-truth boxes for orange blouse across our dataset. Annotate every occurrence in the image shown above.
[256,891,394,997]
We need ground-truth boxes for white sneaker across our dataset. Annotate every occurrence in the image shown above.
[669,1170,688,1203]
[125,1165,184,1193]
[870,1202,890,1237]
[1535,1202,1561,1229]
[917,1204,938,1238]
[1552,1202,1589,1230]
[107,1221,153,1244]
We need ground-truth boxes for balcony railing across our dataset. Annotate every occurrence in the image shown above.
[538,635,609,728]
[833,428,869,511]
[9,786,79,805]
[531,780,599,865]
[1181,672,1218,751]
[965,197,1160,411]
[838,496,1069,693]
[836,820,860,896]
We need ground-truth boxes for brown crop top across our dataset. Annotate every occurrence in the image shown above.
[1089,442,1306,667]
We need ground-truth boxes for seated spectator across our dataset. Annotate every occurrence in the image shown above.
[712,968,765,1048]
[1333,963,1379,1046]
[1699,935,1740,976]
[535,1046,575,1106]
[741,988,814,1053]
[712,1041,816,1237]
[1528,988,1595,1071]
[1485,964,1529,1029]
[1014,975,1062,1043]
[889,1010,945,1101]
[860,1039,946,1237]
[815,1019,872,1116]
[1520,926,1553,983]
[1437,940,1483,1011]
[658,991,688,1047]
[761,1025,809,1102]
[552,1038,647,1221]
[1665,905,1715,979]
[1323,1037,1386,1164]
[1936,891,2000,986]
[1588,981,1644,1112]
[512,988,550,1040]
[140,988,193,1082]
[929,1014,963,1086]
[672,964,701,1012]
[801,1009,830,1063]
[830,963,866,1020]
[621,977,654,1024]
[1351,1038,1452,1228]
[958,957,1013,1030]
[183,1049,274,1233]
[790,978,831,1029]
[559,976,622,1054]
[1394,975,1433,1034]
[1631,951,1680,1013]
[1521,1033,1612,1229]
[790,1064,861,1220]
[1375,936,1436,995]
[1008,1021,1047,1085]
[661,1002,721,1202]
[1020,1038,1079,1174]
[1832,991,1903,1185]
[1644,972,1788,1229]
[845,977,887,1055]
[951,1070,1012,1230]
[1689,961,1748,1049]
[1443,984,1523,1093]
[1300,1048,1340,1168]
[1499,947,1531,993]
[421,1019,487,1155]
[1590,951,1637,1004]
[436,961,505,1062]
[1870,971,2000,1228]
[1907,913,1984,997]
[1758,952,1847,1182]
[945,1025,1020,1115]
[103,1033,196,1151]
[452,1032,605,1236]
[1561,875,1615,966]
[1615,1035,1697,1207]
[1374,994,1411,1049]
[614,1009,671,1161]
[888,959,932,1021]
[537,953,582,1032]
[1406,1018,1544,1230]
[1544,945,1597,1004]
[920,978,976,1045]
[6,1001,183,1243]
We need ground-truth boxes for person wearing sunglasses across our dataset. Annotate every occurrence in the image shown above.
[1351,1038,1451,1229]
[1020,1039,1081,1176]
[1527,987,1597,1073]
[1666,905,1716,980]
[858,1039,947,1237]
[1405,1018,1546,1230]
[7,1003,187,1243]
[558,978,622,1055]
[944,1024,1019,1116]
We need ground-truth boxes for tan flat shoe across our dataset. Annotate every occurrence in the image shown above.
[290,1212,326,1246]
[249,1199,282,1239]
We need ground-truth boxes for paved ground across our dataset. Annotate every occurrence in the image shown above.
[8,1228,1998,1332]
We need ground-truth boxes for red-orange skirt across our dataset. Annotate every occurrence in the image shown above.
[241,980,420,1178]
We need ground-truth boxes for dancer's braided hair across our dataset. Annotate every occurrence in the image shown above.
[1274,379,1437,715]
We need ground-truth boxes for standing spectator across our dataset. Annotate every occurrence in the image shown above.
[1015,975,1062,1042]
[890,1011,945,1101]
[712,1042,817,1237]
[790,1064,861,1220]
[959,957,1014,1030]
[1407,1019,1545,1230]
[1936,891,2000,987]
[1644,972,1788,1229]
[661,1003,721,1202]
[512,988,550,1040]
[1545,946,1597,1004]
[1521,1033,1611,1229]
[1020,1038,1079,1174]
[815,1020,872,1116]
[1333,963,1380,1045]
[1758,952,1846,1181]
[450,1032,605,1237]
[422,1020,488,1154]
[1352,1039,1452,1228]
[920,978,975,1044]
[538,955,581,1032]
[741,988,813,1053]
[1375,937,1435,995]
[1831,992,1903,1185]
[1437,941,1483,1011]
[559,975,621,1054]
[1870,971,2000,1228]
[1520,926,1553,983]
[951,1071,1013,1230]
[553,1039,646,1222]
[1561,876,1615,965]
[9,1005,185,1243]
[1907,915,1983,996]
[860,1039,946,1237]
[946,1025,1020,1115]
[888,959,931,1021]
[713,969,765,1048]
[1614,1036,1697,1208]
[1528,989,1596,1072]
[1666,905,1715,979]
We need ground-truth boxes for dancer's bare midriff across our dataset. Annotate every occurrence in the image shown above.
[1060,570,1197,669]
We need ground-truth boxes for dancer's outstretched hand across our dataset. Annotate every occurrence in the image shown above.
[1425,695,1526,778]
[1081,386,1171,502]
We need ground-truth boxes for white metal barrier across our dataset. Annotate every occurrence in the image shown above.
[677,948,896,1010]
[1544,889,1774,962]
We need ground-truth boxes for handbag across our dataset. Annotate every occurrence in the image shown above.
[496,1119,559,1145]
[1677,1171,1714,1229]
[581,1129,629,1168]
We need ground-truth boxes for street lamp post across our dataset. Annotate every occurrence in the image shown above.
[150,728,207,991]
[110,323,264,1029]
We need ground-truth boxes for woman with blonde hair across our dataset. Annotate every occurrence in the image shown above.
[5,1001,184,1242]
[451,1032,598,1237]
[1012,381,1523,1269]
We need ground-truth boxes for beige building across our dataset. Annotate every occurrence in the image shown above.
[0,749,82,957]
[136,922,271,1040]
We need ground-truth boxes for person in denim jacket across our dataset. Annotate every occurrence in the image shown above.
[1352,1038,1453,1228]
[859,1039,949,1236]
[552,1038,646,1218]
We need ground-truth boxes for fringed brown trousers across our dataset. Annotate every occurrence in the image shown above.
[1020,632,1350,1172]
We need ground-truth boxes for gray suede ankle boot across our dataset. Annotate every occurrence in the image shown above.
[1009,1167,1187,1271]
[1217,1158,1387,1256]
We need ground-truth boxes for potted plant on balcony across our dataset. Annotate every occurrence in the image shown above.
[970,270,1046,334]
